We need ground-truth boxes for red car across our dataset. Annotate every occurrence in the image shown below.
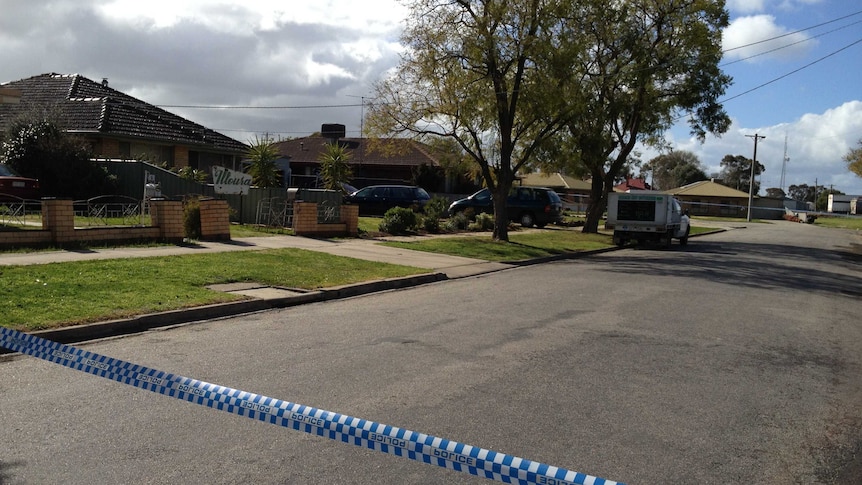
[0,164,40,201]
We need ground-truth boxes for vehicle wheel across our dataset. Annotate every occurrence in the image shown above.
[662,234,672,249]
[679,227,690,246]
[520,212,535,228]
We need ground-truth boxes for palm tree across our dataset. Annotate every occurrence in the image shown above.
[318,141,352,192]
[246,135,281,188]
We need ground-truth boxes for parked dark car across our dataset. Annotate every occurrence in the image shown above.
[0,164,40,201]
[344,184,431,216]
[448,186,563,228]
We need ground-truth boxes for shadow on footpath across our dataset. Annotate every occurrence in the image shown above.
[584,239,862,298]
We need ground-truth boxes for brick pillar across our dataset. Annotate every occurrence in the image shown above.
[150,199,185,242]
[292,202,319,236]
[340,204,359,236]
[41,199,75,245]
[199,199,231,241]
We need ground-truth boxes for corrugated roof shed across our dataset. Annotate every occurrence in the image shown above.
[0,73,247,153]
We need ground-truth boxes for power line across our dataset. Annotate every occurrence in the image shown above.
[721,18,862,66]
[723,8,862,53]
[720,36,862,104]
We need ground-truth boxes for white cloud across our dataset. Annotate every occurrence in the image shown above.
[644,101,862,195]
[96,0,407,35]
[723,15,815,62]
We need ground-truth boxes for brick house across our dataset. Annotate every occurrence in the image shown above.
[273,135,452,191]
[0,73,248,174]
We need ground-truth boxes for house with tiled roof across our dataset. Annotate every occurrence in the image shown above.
[273,135,449,191]
[614,177,652,192]
[0,73,248,174]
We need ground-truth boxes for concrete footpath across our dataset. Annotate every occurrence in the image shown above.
[2,232,578,351]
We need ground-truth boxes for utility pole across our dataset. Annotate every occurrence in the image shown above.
[746,134,765,222]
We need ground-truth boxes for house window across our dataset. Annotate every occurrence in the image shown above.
[119,142,131,158]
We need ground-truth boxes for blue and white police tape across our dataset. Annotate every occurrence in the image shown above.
[1,327,623,485]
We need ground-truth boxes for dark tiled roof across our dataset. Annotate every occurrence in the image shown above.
[0,73,247,153]
[274,136,443,167]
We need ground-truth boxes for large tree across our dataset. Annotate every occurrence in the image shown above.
[366,0,576,241]
[556,0,732,232]
[367,0,731,238]
[643,150,708,191]
[788,183,818,204]
[1,117,115,198]
[720,154,765,195]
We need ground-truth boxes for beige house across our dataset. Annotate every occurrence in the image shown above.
[665,179,788,219]
[518,172,592,212]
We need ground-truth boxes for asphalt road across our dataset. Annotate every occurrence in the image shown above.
[1,221,860,484]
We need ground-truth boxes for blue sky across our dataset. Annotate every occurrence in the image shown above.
[661,0,862,195]
[2,0,861,195]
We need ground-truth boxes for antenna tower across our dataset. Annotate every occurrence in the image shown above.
[780,134,789,193]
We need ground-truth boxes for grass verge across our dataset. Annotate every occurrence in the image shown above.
[0,248,424,332]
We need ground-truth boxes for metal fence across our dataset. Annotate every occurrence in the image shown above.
[73,195,147,226]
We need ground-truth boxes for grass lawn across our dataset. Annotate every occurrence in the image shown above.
[813,215,862,230]
[382,229,614,261]
[0,249,424,332]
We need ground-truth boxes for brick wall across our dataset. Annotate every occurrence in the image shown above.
[292,201,358,237]
[199,199,231,240]
[0,199,188,249]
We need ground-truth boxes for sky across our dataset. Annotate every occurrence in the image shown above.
[2,0,861,195]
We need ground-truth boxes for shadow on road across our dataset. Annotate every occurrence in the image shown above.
[0,460,23,485]
[587,239,862,298]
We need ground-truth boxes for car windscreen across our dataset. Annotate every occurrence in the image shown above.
[0,164,20,177]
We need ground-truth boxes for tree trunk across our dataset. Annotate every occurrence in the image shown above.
[492,181,512,241]
[582,173,607,233]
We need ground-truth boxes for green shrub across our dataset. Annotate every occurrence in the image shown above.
[422,214,441,233]
[183,197,202,240]
[425,196,449,218]
[468,212,495,231]
[379,207,419,235]
[445,211,471,231]
[421,196,449,233]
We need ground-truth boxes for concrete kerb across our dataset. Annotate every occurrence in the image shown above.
[0,227,727,357]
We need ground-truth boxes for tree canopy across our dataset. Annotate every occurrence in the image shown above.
[367,0,731,237]
[720,154,764,195]
[642,151,708,191]
[1,117,115,198]
[845,139,862,178]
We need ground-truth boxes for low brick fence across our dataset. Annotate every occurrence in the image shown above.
[293,202,358,237]
[0,198,231,249]
[0,198,356,248]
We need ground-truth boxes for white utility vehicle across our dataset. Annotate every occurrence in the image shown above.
[605,191,690,247]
